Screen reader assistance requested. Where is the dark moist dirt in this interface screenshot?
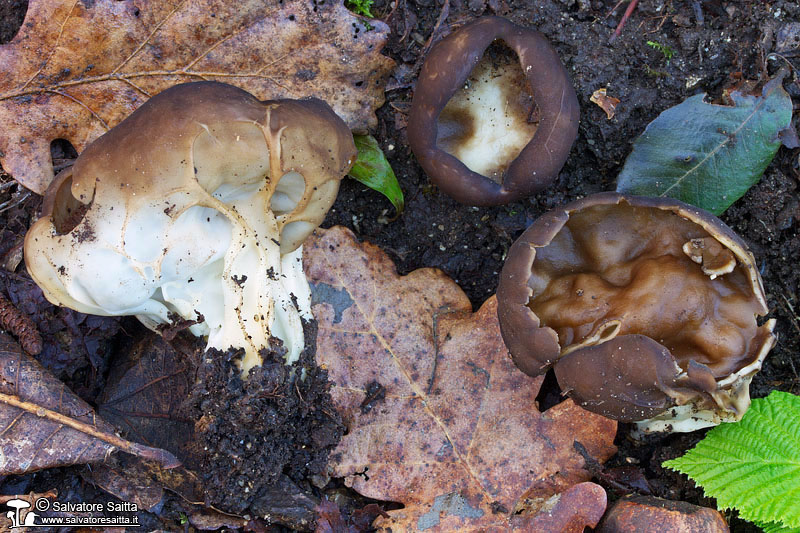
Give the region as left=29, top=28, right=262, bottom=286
left=1, top=0, right=799, bottom=532
left=182, top=323, right=344, bottom=516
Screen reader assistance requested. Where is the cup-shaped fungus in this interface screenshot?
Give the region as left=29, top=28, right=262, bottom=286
left=496, top=193, right=776, bottom=433
left=24, top=82, right=355, bottom=371
left=407, top=16, right=579, bottom=206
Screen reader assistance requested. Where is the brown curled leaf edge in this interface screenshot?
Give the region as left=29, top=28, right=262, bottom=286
left=496, top=192, right=776, bottom=433
left=407, top=16, right=579, bottom=206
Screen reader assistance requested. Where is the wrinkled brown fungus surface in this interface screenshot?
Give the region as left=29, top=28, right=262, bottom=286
left=497, top=192, right=776, bottom=432
left=407, top=16, right=579, bottom=206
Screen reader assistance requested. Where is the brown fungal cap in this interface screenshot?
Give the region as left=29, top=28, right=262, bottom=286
left=407, top=16, right=579, bottom=206
left=497, top=192, right=776, bottom=432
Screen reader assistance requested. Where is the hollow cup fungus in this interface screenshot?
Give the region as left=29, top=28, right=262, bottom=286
left=496, top=193, right=776, bottom=433
left=24, top=82, right=356, bottom=371
left=407, top=16, right=579, bottom=206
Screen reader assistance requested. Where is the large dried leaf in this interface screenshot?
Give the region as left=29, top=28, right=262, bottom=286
left=0, top=334, right=178, bottom=474
left=0, top=0, right=393, bottom=194
left=304, top=227, right=618, bottom=532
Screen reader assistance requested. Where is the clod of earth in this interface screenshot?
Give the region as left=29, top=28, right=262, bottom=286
left=496, top=192, right=776, bottom=433
left=407, top=16, right=579, bottom=206
left=24, top=81, right=355, bottom=371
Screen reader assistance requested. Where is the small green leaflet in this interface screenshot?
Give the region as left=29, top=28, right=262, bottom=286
left=663, top=391, right=800, bottom=529
left=345, top=0, right=375, bottom=17
left=349, top=134, right=404, bottom=214
left=616, top=74, right=794, bottom=215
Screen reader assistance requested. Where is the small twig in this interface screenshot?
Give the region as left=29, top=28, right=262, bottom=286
left=0, top=190, right=31, bottom=215
left=0, top=391, right=181, bottom=469
left=574, top=440, right=652, bottom=495
left=426, top=306, right=465, bottom=394
left=690, top=0, right=704, bottom=25
left=605, top=0, right=626, bottom=19
left=0, top=292, right=42, bottom=355
left=420, top=0, right=450, bottom=58
left=0, top=490, right=58, bottom=504
left=610, top=0, right=640, bottom=43
left=52, top=157, right=76, bottom=173
left=768, top=52, right=799, bottom=73
left=788, top=358, right=799, bottom=394
left=778, top=294, right=800, bottom=336
left=640, top=14, right=669, bottom=34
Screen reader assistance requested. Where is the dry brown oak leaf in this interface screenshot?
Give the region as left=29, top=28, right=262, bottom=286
left=0, top=333, right=179, bottom=475
left=304, top=227, right=618, bottom=532
left=0, top=0, right=393, bottom=194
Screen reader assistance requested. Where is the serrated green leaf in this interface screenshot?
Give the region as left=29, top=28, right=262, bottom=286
left=663, top=391, right=800, bottom=528
left=757, top=520, right=800, bottom=533
left=616, top=74, right=794, bottom=215
left=349, top=134, right=404, bottom=214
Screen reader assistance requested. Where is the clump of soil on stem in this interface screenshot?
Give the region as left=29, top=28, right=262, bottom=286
left=182, top=321, right=344, bottom=514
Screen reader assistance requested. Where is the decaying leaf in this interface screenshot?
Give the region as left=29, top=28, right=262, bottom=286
left=0, top=334, right=179, bottom=474
left=304, top=227, right=618, bottom=532
left=0, top=0, right=394, bottom=194
left=89, top=334, right=197, bottom=512
left=86, top=462, right=166, bottom=512
left=590, top=88, right=620, bottom=120
left=98, top=334, right=195, bottom=456
left=0, top=489, right=58, bottom=505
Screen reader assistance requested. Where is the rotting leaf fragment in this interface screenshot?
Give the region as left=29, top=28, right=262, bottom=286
left=0, top=0, right=393, bottom=194
left=305, top=226, right=617, bottom=531
left=590, top=88, right=620, bottom=120
left=0, top=334, right=179, bottom=474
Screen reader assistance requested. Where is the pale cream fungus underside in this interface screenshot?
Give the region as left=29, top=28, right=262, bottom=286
left=527, top=204, right=763, bottom=378
left=436, top=46, right=537, bottom=183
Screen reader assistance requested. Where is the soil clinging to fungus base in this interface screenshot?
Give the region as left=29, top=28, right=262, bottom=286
left=24, top=81, right=356, bottom=371
left=496, top=192, right=776, bottom=433
left=407, top=16, right=579, bottom=206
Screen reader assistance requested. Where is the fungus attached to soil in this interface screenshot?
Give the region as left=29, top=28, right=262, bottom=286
left=407, top=16, right=579, bottom=206
left=24, top=81, right=356, bottom=371
left=496, top=192, right=776, bottom=433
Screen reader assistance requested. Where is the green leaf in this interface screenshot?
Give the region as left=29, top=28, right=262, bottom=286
left=349, top=134, right=404, bottom=214
left=346, top=0, right=375, bottom=17
left=756, top=520, right=800, bottom=533
left=616, top=74, right=794, bottom=215
left=663, top=391, right=800, bottom=528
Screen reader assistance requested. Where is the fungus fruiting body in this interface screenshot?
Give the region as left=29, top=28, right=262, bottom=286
left=407, top=16, right=579, bottom=206
left=496, top=192, right=776, bottom=432
left=24, top=82, right=355, bottom=371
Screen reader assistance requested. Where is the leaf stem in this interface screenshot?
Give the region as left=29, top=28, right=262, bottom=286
left=0, top=391, right=181, bottom=469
